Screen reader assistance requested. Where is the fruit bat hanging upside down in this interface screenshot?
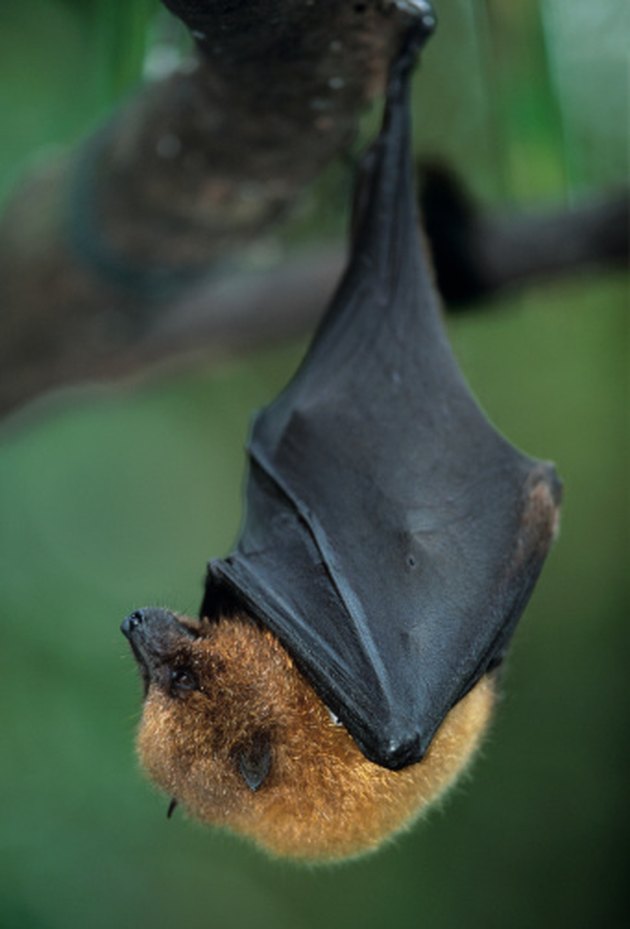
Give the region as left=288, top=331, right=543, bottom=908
left=122, top=7, right=561, bottom=862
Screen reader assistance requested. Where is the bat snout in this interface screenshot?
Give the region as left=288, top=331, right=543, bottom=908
left=121, top=607, right=197, bottom=685
left=122, top=607, right=178, bottom=642
left=120, top=609, right=146, bottom=639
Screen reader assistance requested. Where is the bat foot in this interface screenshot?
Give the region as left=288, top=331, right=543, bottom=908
left=392, top=1, right=437, bottom=35
left=389, top=1, right=437, bottom=77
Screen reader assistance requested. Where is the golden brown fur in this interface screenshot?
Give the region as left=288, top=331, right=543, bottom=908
left=136, top=614, right=494, bottom=861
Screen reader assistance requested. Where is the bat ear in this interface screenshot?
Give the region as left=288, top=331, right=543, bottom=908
left=233, top=731, right=272, bottom=792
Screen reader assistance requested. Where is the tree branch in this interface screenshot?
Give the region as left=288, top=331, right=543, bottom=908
left=0, top=0, right=408, bottom=418
left=420, top=164, right=629, bottom=306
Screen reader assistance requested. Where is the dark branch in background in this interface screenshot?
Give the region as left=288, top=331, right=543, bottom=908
left=0, top=0, right=627, bottom=423
left=420, top=165, right=629, bottom=307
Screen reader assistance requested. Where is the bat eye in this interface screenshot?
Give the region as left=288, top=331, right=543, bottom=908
left=169, top=667, right=198, bottom=695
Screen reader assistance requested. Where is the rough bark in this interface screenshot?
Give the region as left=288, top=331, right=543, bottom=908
left=0, top=0, right=407, bottom=418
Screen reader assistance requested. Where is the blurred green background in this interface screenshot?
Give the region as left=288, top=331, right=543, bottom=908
left=1, top=1, right=627, bottom=927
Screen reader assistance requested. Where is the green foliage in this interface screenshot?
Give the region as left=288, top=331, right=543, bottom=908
left=0, top=2, right=626, bottom=928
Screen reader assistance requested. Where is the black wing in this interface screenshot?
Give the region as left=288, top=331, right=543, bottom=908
left=204, top=18, right=561, bottom=770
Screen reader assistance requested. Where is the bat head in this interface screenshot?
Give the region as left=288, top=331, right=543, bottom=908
left=122, top=608, right=495, bottom=861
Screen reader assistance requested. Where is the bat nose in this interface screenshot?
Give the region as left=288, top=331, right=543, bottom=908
left=120, top=607, right=195, bottom=642
left=121, top=607, right=177, bottom=639
left=121, top=609, right=146, bottom=639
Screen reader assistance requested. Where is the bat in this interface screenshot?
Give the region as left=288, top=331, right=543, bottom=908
left=122, top=6, right=561, bottom=861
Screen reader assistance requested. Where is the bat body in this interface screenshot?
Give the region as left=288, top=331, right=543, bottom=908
left=122, top=9, right=560, bottom=860
left=203, top=16, right=560, bottom=769
left=129, top=608, right=494, bottom=860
